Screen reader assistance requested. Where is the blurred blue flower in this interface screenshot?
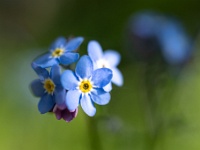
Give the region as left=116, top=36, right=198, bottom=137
left=157, top=21, right=192, bottom=65
left=127, top=11, right=192, bottom=65
left=30, top=63, right=66, bottom=114
left=53, top=104, right=78, bottom=122
left=87, top=41, right=123, bottom=91
left=33, top=36, right=84, bottom=68
left=61, top=55, right=113, bottom=117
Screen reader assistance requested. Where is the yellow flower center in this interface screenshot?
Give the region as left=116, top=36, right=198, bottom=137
left=43, top=79, right=55, bottom=94
left=51, top=48, right=64, bottom=57
left=79, top=80, right=93, bottom=93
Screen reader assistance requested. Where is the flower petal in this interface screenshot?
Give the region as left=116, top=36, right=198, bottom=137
left=49, top=37, right=67, bottom=50
left=88, top=40, right=103, bottom=62
left=62, top=108, right=78, bottom=122
left=104, top=50, right=121, bottom=67
left=50, top=64, right=61, bottom=85
left=53, top=106, right=62, bottom=120
left=33, top=53, right=58, bottom=68
left=30, top=79, right=44, bottom=97
left=75, top=55, right=93, bottom=79
left=91, top=89, right=111, bottom=105
left=31, top=63, right=49, bottom=80
left=111, top=67, right=123, bottom=86
left=66, top=90, right=81, bottom=111
left=60, top=52, right=79, bottom=65
left=91, top=68, right=113, bottom=88
left=54, top=86, right=66, bottom=106
left=80, top=94, right=96, bottom=117
left=61, top=70, right=79, bottom=90
left=65, top=37, right=84, bottom=52
left=38, top=94, right=55, bottom=114
left=103, top=82, right=112, bottom=92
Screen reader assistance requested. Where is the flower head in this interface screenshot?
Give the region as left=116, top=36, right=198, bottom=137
left=127, top=11, right=192, bottom=65
left=61, top=55, right=113, bottom=117
left=30, top=63, right=66, bottom=114
left=87, top=41, right=123, bottom=91
left=33, top=36, right=84, bottom=68
left=53, top=104, right=78, bottom=122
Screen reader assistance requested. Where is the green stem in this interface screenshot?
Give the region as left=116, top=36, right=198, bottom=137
left=87, top=116, right=102, bottom=150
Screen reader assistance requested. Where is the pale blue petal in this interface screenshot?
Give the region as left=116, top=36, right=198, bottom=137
left=104, top=50, right=121, bottom=67
left=75, top=55, right=93, bottom=79
left=66, top=90, right=81, bottom=111
left=54, top=86, right=66, bottom=106
left=91, top=68, right=113, bottom=88
left=61, top=70, right=79, bottom=90
left=80, top=94, right=96, bottom=117
left=88, top=40, right=103, bottom=62
left=30, top=79, right=44, bottom=97
left=103, top=83, right=112, bottom=92
left=91, top=89, right=111, bottom=105
left=50, top=65, right=61, bottom=85
left=60, top=52, right=79, bottom=65
left=65, top=37, right=84, bottom=52
left=111, top=67, right=123, bottom=86
left=33, top=53, right=58, bottom=68
left=31, top=62, right=49, bottom=81
left=50, top=37, right=67, bottom=50
left=38, top=94, right=55, bottom=114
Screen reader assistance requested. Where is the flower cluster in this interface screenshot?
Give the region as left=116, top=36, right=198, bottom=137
left=30, top=36, right=123, bottom=122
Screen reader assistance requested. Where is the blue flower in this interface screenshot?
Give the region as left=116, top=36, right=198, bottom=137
left=30, top=63, right=66, bottom=114
left=61, top=55, right=113, bottom=117
left=87, top=41, right=123, bottom=91
left=33, top=36, right=84, bottom=68
left=127, top=11, right=192, bottom=65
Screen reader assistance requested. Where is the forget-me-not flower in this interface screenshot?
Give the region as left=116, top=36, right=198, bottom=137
left=87, top=41, right=123, bottom=91
left=61, top=55, right=113, bottom=117
left=33, top=36, right=84, bottom=68
left=30, top=63, right=66, bottom=114
left=128, top=11, right=192, bottom=65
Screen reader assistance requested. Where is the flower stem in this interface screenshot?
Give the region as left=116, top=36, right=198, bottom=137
left=86, top=116, right=102, bottom=150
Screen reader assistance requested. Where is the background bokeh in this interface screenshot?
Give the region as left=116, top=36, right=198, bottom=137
left=1, top=0, right=200, bottom=150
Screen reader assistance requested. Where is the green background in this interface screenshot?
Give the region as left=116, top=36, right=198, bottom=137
left=0, top=0, right=200, bottom=150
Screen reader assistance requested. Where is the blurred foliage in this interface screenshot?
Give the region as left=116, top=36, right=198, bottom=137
left=0, top=0, right=200, bottom=150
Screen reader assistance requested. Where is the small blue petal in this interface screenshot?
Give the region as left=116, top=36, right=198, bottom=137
left=66, top=90, right=81, bottom=111
left=38, top=94, right=55, bottom=114
left=60, top=53, right=79, bottom=65
left=33, top=53, right=58, bottom=68
left=54, top=86, right=66, bottom=106
left=91, top=68, right=113, bottom=88
left=50, top=65, right=61, bottom=85
left=75, top=55, right=93, bottom=79
left=80, top=94, right=96, bottom=117
left=30, top=79, right=44, bottom=97
left=104, top=50, right=121, bottom=67
left=31, top=62, right=49, bottom=81
left=88, top=41, right=103, bottom=62
left=111, top=67, right=123, bottom=86
left=50, top=37, right=67, bottom=50
left=65, top=37, right=84, bottom=52
left=91, top=89, right=111, bottom=105
left=61, top=70, right=79, bottom=90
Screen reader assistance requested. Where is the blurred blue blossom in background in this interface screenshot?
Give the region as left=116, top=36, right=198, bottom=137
left=127, top=11, right=193, bottom=67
